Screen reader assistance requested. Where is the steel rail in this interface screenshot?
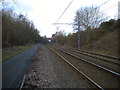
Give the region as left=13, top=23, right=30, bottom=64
left=60, top=47, right=119, bottom=60
left=52, top=46, right=120, bottom=77
left=20, top=74, right=26, bottom=89
left=79, top=50, right=120, bottom=60
left=48, top=47, right=104, bottom=90
left=71, top=50, right=120, bottom=66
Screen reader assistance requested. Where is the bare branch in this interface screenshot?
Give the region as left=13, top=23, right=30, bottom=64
left=73, top=6, right=108, bottom=31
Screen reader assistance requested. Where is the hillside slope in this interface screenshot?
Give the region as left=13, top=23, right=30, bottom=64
left=81, top=31, right=118, bottom=57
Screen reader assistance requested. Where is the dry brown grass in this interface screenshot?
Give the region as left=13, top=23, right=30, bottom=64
left=81, top=31, right=118, bottom=56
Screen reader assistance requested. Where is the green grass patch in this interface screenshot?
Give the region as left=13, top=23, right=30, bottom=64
left=2, top=45, right=34, bottom=62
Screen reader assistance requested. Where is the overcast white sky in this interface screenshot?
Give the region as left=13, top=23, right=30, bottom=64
left=9, top=0, right=119, bottom=37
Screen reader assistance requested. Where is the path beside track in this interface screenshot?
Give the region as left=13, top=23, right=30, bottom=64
left=2, top=44, right=40, bottom=88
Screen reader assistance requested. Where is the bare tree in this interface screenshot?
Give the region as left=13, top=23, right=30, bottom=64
left=73, top=6, right=108, bottom=45
left=73, top=6, right=108, bottom=31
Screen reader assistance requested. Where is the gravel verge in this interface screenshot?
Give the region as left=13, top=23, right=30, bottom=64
left=22, top=45, right=94, bottom=89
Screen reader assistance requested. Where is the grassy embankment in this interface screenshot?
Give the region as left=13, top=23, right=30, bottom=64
left=2, top=45, right=34, bottom=62
left=81, top=30, right=118, bottom=57
left=59, top=29, right=118, bottom=57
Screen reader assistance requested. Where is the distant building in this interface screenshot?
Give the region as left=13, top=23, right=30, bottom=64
left=118, top=1, right=120, bottom=19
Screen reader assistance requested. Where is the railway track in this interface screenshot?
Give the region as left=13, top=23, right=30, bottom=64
left=54, top=46, right=120, bottom=76
left=48, top=46, right=120, bottom=89
left=61, top=47, right=119, bottom=64
left=75, top=49, right=119, bottom=63
left=60, top=47, right=120, bottom=74
left=79, top=50, right=119, bottom=60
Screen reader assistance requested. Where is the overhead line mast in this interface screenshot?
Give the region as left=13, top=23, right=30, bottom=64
left=53, top=0, right=111, bottom=49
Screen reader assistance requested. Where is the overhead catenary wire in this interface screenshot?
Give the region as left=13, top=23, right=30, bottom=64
left=76, top=0, right=111, bottom=49
left=53, top=23, right=73, bottom=25
left=54, top=0, right=111, bottom=26
left=54, top=0, right=74, bottom=24
left=76, top=0, right=111, bottom=23
left=96, top=0, right=111, bottom=9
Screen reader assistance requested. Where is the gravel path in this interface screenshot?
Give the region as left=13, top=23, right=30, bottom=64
left=23, top=45, right=93, bottom=88
left=2, top=44, right=40, bottom=88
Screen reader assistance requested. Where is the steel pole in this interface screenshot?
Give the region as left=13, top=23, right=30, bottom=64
left=78, top=25, right=80, bottom=49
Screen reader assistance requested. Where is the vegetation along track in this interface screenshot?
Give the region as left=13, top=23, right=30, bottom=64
left=60, top=47, right=120, bottom=74
left=48, top=46, right=120, bottom=88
